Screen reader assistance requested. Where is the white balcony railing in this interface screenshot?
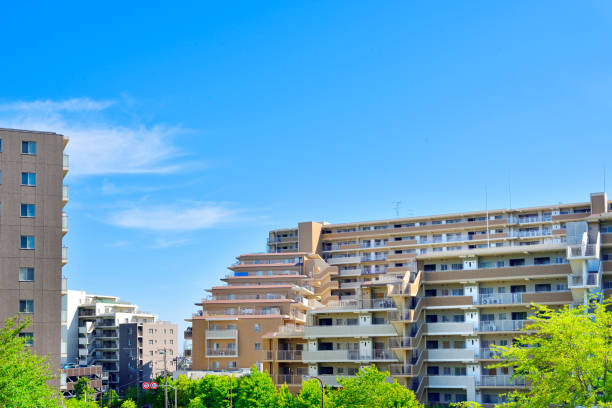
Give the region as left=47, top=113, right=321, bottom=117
left=477, top=375, right=526, bottom=387
left=477, top=319, right=527, bottom=332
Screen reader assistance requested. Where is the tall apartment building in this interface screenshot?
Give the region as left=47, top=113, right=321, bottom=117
left=188, top=192, right=612, bottom=406
left=0, top=128, right=69, bottom=384
left=66, top=291, right=177, bottom=392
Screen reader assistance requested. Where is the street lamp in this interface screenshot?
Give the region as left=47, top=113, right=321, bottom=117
left=304, top=376, right=324, bottom=408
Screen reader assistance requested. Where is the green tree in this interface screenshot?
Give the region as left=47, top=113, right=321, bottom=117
left=120, top=400, right=136, bottom=408
left=0, top=317, right=59, bottom=408
left=65, top=398, right=99, bottom=408
left=490, top=297, right=612, bottom=407
left=329, top=365, right=422, bottom=408
left=234, top=366, right=277, bottom=408
left=100, top=388, right=120, bottom=407
left=274, top=384, right=296, bottom=408
left=295, top=379, right=326, bottom=408
left=187, top=396, right=206, bottom=408
left=74, top=377, right=95, bottom=401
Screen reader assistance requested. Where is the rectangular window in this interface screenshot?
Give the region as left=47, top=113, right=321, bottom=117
left=19, top=267, right=34, bottom=281
left=535, top=284, right=551, bottom=292
left=254, top=343, right=261, bottom=351
left=148, top=340, right=153, bottom=345
left=19, top=332, right=33, bottom=347
left=20, top=204, right=35, bottom=218
left=21, top=172, right=36, bottom=186
left=149, top=329, right=154, bottom=334
left=22, top=141, right=37, bottom=155
left=20, top=236, right=35, bottom=249
left=19, top=300, right=34, bottom=313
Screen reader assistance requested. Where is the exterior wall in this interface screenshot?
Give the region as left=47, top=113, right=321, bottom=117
left=298, top=222, right=323, bottom=253
left=0, top=129, right=66, bottom=384
left=142, top=322, right=178, bottom=380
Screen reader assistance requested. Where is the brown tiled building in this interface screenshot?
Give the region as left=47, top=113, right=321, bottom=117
left=0, top=128, right=69, bottom=385
left=187, top=192, right=612, bottom=406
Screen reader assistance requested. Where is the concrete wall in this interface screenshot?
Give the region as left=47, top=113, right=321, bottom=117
left=0, top=129, right=65, bottom=382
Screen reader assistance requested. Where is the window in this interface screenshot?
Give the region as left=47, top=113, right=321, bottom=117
left=254, top=323, right=261, bottom=333
left=21, top=172, right=36, bottom=186
left=213, top=361, right=220, bottom=369
left=169, top=329, right=173, bottom=334
left=149, top=329, right=154, bottom=334
left=254, top=343, right=261, bottom=351
left=20, top=204, right=35, bottom=218
left=19, top=300, right=34, bottom=313
left=20, top=236, right=35, bottom=250
left=535, top=284, right=551, bottom=292
left=148, top=340, right=154, bottom=345
left=424, top=264, right=436, bottom=272
left=19, top=267, right=34, bottom=281
left=149, top=350, right=154, bottom=356
left=228, top=361, right=237, bottom=369
left=22, top=141, right=37, bottom=155
left=19, top=332, right=33, bottom=347
left=534, top=257, right=551, bottom=265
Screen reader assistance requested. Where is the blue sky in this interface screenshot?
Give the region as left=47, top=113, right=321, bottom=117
left=1, top=1, right=612, bottom=340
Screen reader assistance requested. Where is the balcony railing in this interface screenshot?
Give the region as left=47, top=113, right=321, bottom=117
left=476, top=375, right=526, bottom=387
left=205, top=348, right=238, bottom=357
left=276, top=375, right=304, bottom=385
left=62, top=185, right=69, bottom=202
left=63, top=154, right=69, bottom=173
left=477, top=319, right=527, bottom=332
left=205, top=294, right=287, bottom=301
left=475, top=348, right=502, bottom=359
left=360, top=255, right=387, bottom=262
left=62, top=247, right=68, bottom=264
left=317, top=298, right=396, bottom=311
left=266, top=350, right=303, bottom=360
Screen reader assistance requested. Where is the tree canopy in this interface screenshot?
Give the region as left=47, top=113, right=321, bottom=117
left=0, top=317, right=59, bottom=408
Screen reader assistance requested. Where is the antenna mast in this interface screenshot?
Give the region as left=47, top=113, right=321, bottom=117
left=393, top=201, right=401, bottom=217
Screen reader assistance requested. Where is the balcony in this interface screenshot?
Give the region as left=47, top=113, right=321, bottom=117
left=475, top=348, right=502, bottom=360
left=276, top=375, right=304, bottom=385
left=338, top=281, right=361, bottom=290
left=318, top=375, right=357, bottom=387
left=424, top=263, right=571, bottom=284
left=314, top=298, right=396, bottom=312
left=62, top=247, right=68, bottom=265
left=361, top=255, right=386, bottom=262
left=205, top=329, right=238, bottom=339
left=265, top=350, right=303, bottom=361
left=326, top=256, right=362, bottom=265
left=475, top=291, right=572, bottom=306
left=62, top=185, right=69, bottom=204
left=426, top=322, right=474, bottom=335
left=476, top=319, right=528, bottom=332
left=184, top=327, right=192, bottom=339
left=427, top=348, right=475, bottom=361
left=63, top=154, right=69, bottom=175
left=338, top=269, right=362, bottom=277
left=303, top=350, right=353, bottom=362
left=428, top=375, right=476, bottom=388
left=61, top=276, right=67, bottom=294
left=62, top=213, right=68, bottom=235
left=206, top=348, right=238, bottom=357
left=305, top=323, right=398, bottom=338
left=476, top=375, right=526, bottom=387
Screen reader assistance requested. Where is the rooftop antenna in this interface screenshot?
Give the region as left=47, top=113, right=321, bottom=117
left=393, top=201, right=401, bottom=217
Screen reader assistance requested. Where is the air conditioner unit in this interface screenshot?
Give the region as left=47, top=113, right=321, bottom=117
left=481, top=299, right=488, bottom=305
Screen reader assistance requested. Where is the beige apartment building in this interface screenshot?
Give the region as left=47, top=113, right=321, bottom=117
left=188, top=192, right=612, bottom=406
left=0, top=128, right=69, bottom=384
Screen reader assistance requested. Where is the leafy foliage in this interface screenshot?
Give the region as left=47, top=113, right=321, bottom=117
left=490, top=297, right=612, bottom=407
left=74, top=377, right=95, bottom=401
left=0, top=317, right=59, bottom=408
left=329, top=365, right=422, bottom=408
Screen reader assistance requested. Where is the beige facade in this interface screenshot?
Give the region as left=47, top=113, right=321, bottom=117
left=188, top=191, right=612, bottom=405
left=0, top=128, right=68, bottom=385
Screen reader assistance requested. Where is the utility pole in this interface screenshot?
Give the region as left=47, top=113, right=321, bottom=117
left=162, top=348, right=168, bottom=408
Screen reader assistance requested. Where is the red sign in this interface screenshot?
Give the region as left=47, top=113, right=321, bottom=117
left=142, top=382, right=150, bottom=390
left=150, top=382, right=158, bottom=389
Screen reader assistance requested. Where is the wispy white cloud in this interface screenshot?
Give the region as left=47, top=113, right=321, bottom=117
left=108, top=203, right=240, bottom=231
left=0, top=97, right=187, bottom=176
left=0, top=97, right=114, bottom=112
left=153, top=237, right=192, bottom=248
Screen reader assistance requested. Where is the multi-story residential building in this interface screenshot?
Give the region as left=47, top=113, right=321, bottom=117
left=188, top=192, right=612, bottom=406
left=119, top=321, right=178, bottom=390
left=0, top=128, right=69, bottom=386
left=66, top=291, right=177, bottom=393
